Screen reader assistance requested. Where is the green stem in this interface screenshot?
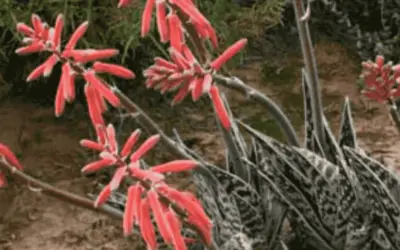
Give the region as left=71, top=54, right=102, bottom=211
left=213, top=74, right=300, bottom=147
left=292, top=0, right=326, bottom=151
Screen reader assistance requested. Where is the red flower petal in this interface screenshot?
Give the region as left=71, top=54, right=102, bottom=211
left=93, top=62, right=135, bottom=79
left=73, top=49, right=119, bottom=64
left=151, top=160, right=199, bottom=173
left=31, top=14, right=43, bottom=34
left=156, top=0, right=169, bottom=43
left=130, top=134, right=160, bottom=162
left=60, top=63, right=74, bottom=102
left=80, top=139, right=104, bottom=151
left=132, top=184, right=143, bottom=225
left=81, top=158, right=115, bottom=173
left=54, top=79, right=66, bottom=117
left=129, top=164, right=165, bottom=183
left=83, top=70, right=120, bottom=107
left=148, top=190, right=173, bottom=244
left=154, top=57, right=179, bottom=71
left=120, top=129, right=142, bottom=158
left=209, top=86, right=231, bottom=130
left=139, top=198, right=158, bottom=249
left=106, top=124, right=118, bottom=153
left=167, top=13, right=184, bottom=52
left=141, top=0, right=156, bottom=37
left=169, top=48, right=190, bottom=70
left=43, top=54, right=59, bottom=77
left=94, top=184, right=111, bottom=207
left=191, top=77, right=204, bottom=101
left=165, top=208, right=187, bottom=250
left=15, top=42, right=45, bottom=55
left=26, top=64, right=46, bottom=82
left=210, top=38, right=247, bottom=71
left=172, top=81, right=191, bottom=105
left=110, top=166, right=127, bottom=190
left=123, top=184, right=140, bottom=236
left=16, top=23, right=34, bottom=36
left=52, top=14, right=64, bottom=49
left=84, top=84, right=106, bottom=127
left=169, top=0, right=209, bottom=29
left=65, top=21, right=89, bottom=50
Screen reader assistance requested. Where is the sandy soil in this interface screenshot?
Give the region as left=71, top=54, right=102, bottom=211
left=1, top=40, right=399, bottom=250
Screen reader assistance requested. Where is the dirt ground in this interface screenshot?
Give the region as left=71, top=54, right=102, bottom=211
left=1, top=40, right=400, bottom=250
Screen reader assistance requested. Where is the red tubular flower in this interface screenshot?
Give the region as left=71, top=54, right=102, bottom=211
left=16, top=14, right=132, bottom=119
left=54, top=79, right=66, bottom=117
left=167, top=12, right=184, bottom=52
left=139, top=198, right=158, bottom=249
left=141, top=0, right=156, bottom=37
left=15, top=43, right=45, bottom=55
left=151, top=160, right=199, bottom=173
left=123, top=184, right=142, bottom=235
left=94, top=184, right=112, bottom=207
left=84, top=84, right=106, bottom=127
left=156, top=183, right=213, bottom=245
left=65, top=21, right=89, bottom=50
left=144, top=44, right=233, bottom=129
left=120, top=129, right=142, bottom=158
left=210, top=38, right=248, bottom=71
left=148, top=190, right=174, bottom=244
left=156, top=0, right=169, bottom=43
left=166, top=208, right=187, bottom=250
left=52, top=14, right=64, bottom=50
left=93, top=62, right=135, bottom=79
left=360, top=55, right=400, bottom=103
left=83, top=70, right=120, bottom=107
left=129, top=163, right=165, bottom=183
left=129, top=134, right=160, bottom=162
left=81, top=158, right=115, bottom=173
left=110, top=166, right=127, bottom=190
left=209, top=85, right=231, bottom=129
left=80, top=139, right=104, bottom=151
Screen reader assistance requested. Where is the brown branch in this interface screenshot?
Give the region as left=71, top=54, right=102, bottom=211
left=0, top=161, right=123, bottom=219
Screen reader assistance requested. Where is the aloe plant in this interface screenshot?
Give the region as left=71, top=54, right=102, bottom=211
left=89, top=1, right=400, bottom=249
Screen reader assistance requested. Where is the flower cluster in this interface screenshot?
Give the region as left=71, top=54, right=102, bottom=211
left=15, top=14, right=135, bottom=118
left=0, top=144, right=23, bottom=187
left=360, top=55, right=400, bottom=103
left=80, top=124, right=212, bottom=249
left=11, top=0, right=250, bottom=248
left=125, top=0, right=218, bottom=52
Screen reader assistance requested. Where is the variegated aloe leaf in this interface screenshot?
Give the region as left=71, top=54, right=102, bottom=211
left=343, top=146, right=400, bottom=190
left=302, top=68, right=342, bottom=165
left=338, top=97, right=357, bottom=149
left=192, top=172, right=243, bottom=245
left=240, top=122, right=336, bottom=250
left=247, top=138, right=288, bottom=249
left=311, top=131, right=326, bottom=158
left=343, top=147, right=400, bottom=248
left=172, top=139, right=266, bottom=246
left=220, top=233, right=253, bottom=250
